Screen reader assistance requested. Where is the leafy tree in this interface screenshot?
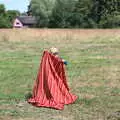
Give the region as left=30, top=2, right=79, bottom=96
left=7, top=10, right=20, bottom=23
left=0, top=4, right=20, bottom=28
left=0, top=4, right=5, bottom=14
left=0, top=4, right=11, bottom=28
left=69, top=0, right=96, bottom=28
left=49, top=0, right=76, bottom=28
left=91, top=0, right=120, bottom=28
left=29, top=0, right=56, bottom=27
left=49, top=0, right=97, bottom=28
left=99, top=11, right=120, bottom=28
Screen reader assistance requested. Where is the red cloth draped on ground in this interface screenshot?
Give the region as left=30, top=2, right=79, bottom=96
left=28, top=51, right=77, bottom=110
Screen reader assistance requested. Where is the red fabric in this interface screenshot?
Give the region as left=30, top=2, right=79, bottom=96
left=28, top=51, right=77, bottom=110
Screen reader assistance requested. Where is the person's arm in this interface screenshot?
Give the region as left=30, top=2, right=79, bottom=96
left=62, top=59, right=68, bottom=65
left=55, top=55, right=68, bottom=65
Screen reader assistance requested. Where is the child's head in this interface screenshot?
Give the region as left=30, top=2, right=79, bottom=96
left=50, top=47, right=59, bottom=55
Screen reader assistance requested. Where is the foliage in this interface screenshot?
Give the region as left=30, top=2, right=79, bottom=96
left=0, top=4, right=11, bottom=28
left=0, top=4, right=20, bottom=28
left=29, top=0, right=56, bottom=27
left=69, top=0, right=97, bottom=28
left=90, top=0, right=120, bottom=28
left=7, top=10, right=20, bottom=23
left=29, top=0, right=120, bottom=28
left=49, top=0, right=76, bottom=28
left=99, top=11, right=120, bottom=28
left=0, top=4, right=5, bottom=14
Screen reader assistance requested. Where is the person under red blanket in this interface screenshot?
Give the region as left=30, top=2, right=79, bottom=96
left=28, top=48, right=77, bottom=110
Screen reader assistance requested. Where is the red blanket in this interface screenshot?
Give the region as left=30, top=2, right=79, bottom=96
left=28, top=51, right=77, bottom=110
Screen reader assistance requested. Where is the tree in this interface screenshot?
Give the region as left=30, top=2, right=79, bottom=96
left=0, top=4, right=20, bottom=28
left=0, top=4, right=11, bottom=28
left=0, top=4, right=5, bottom=14
left=7, top=10, right=20, bottom=23
left=49, top=0, right=77, bottom=28
left=99, top=11, right=120, bottom=28
left=90, top=0, right=120, bottom=28
left=69, top=0, right=96, bottom=28
left=100, top=0, right=120, bottom=28
left=49, top=0, right=96, bottom=28
left=29, top=0, right=56, bottom=27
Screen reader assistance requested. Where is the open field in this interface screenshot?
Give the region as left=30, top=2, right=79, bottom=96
left=0, top=29, right=120, bottom=120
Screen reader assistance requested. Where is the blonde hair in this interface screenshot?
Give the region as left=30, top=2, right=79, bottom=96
left=50, top=47, right=59, bottom=54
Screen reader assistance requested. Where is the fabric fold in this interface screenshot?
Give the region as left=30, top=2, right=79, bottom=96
left=28, top=51, right=77, bottom=110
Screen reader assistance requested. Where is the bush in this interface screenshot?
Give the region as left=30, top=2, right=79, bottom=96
left=99, top=12, right=120, bottom=28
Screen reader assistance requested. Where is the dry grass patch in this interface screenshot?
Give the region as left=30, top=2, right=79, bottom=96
left=0, top=29, right=120, bottom=42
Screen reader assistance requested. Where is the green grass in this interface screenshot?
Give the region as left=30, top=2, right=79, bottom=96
left=0, top=31, right=120, bottom=120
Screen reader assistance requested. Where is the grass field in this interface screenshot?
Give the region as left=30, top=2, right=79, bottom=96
left=0, top=29, right=120, bottom=120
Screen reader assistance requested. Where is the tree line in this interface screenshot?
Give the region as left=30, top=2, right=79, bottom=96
left=0, top=0, right=120, bottom=28
left=28, top=0, right=120, bottom=28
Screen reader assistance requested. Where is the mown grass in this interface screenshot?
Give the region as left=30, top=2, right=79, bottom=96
left=0, top=29, right=120, bottom=120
